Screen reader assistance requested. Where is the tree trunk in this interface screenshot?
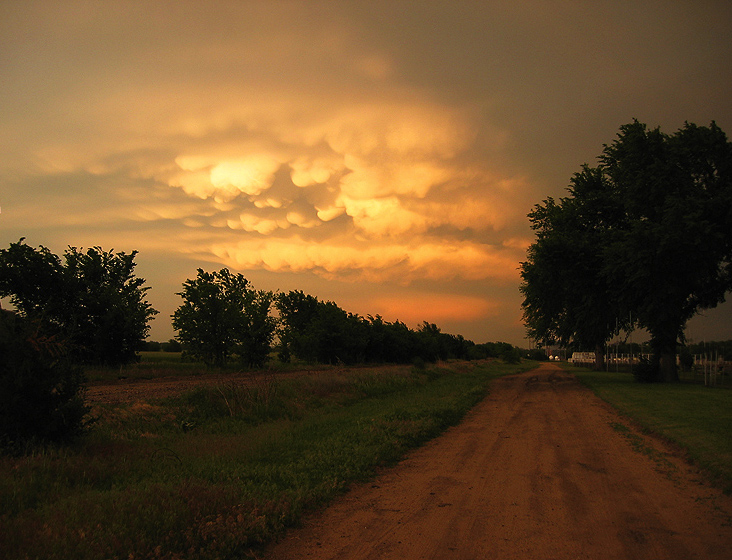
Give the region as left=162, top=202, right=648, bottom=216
left=658, top=350, right=679, bottom=382
left=593, top=343, right=605, bottom=371
left=652, top=333, right=679, bottom=382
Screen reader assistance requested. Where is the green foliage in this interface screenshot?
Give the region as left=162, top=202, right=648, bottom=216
left=275, top=291, right=368, bottom=364
left=601, top=121, right=732, bottom=380
left=478, top=341, right=517, bottom=359
left=521, top=121, right=732, bottom=380
left=500, top=346, right=522, bottom=364
left=142, top=339, right=162, bottom=351
left=172, top=268, right=276, bottom=368
left=0, top=239, right=157, bottom=366
left=520, top=166, right=626, bottom=365
left=0, top=311, right=90, bottom=449
left=524, top=348, right=549, bottom=361
left=162, top=338, right=182, bottom=352
left=687, top=339, right=732, bottom=361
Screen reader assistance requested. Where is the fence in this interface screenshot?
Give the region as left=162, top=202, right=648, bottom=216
left=693, top=354, right=731, bottom=387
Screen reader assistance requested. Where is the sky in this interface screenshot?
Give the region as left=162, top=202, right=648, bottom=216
left=1, top=0, right=732, bottom=347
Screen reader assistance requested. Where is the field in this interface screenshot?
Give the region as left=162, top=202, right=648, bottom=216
left=0, top=357, right=533, bottom=560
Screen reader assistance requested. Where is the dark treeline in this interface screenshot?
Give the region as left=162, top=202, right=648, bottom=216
left=1, top=242, right=519, bottom=447
left=1, top=239, right=519, bottom=371
left=149, top=289, right=519, bottom=366
left=605, top=340, right=732, bottom=362
left=272, top=289, right=509, bottom=365
left=686, top=340, right=732, bottom=361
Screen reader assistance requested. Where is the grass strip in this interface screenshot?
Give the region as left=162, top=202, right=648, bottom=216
left=0, top=360, right=532, bottom=560
left=572, top=367, right=732, bottom=494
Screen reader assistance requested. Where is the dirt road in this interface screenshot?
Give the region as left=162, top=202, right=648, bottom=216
left=262, top=363, right=732, bottom=560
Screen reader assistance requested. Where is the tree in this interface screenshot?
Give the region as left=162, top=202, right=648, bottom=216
left=172, top=268, right=275, bottom=368
left=62, top=245, right=158, bottom=365
left=521, top=121, right=732, bottom=381
left=238, top=288, right=277, bottom=368
left=0, top=239, right=157, bottom=366
left=520, top=166, right=626, bottom=369
left=275, top=290, right=321, bottom=363
left=600, top=121, right=732, bottom=381
left=275, top=291, right=368, bottom=364
left=306, top=302, right=368, bottom=364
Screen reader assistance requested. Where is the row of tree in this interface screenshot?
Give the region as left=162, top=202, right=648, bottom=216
left=1, top=240, right=513, bottom=371
left=1, top=241, right=519, bottom=448
left=686, top=340, right=732, bottom=361
left=520, top=121, right=732, bottom=381
left=171, top=268, right=510, bottom=368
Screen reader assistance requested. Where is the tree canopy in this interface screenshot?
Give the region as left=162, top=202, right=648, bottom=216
left=172, top=268, right=276, bottom=367
left=520, top=121, right=732, bottom=380
left=520, top=165, right=627, bottom=369
left=275, top=290, right=478, bottom=366
left=0, top=239, right=157, bottom=366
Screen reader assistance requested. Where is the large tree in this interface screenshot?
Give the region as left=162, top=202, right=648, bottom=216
left=521, top=121, right=732, bottom=380
left=172, top=268, right=275, bottom=367
left=275, top=290, right=321, bottom=363
left=0, top=239, right=157, bottom=366
left=520, top=166, right=627, bottom=369
left=600, top=121, right=732, bottom=381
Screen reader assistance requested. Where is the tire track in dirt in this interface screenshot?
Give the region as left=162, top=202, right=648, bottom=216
left=262, top=363, right=732, bottom=560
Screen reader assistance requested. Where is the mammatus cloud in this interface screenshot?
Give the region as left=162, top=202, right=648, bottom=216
left=206, top=237, right=522, bottom=284
left=76, top=91, right=531, bottom=286
left=1, top=1, right=530, bottom=295
left=3, top=1, right=730, bottom=345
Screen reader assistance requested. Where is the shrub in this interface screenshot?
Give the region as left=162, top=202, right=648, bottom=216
left=500, top=347, right=522, bottom=364
left=632, top=357, right=659, bottom=383
left=0, top=311, right=90, bottom=450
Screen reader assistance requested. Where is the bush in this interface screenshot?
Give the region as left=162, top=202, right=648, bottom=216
left=0, top=311, right=90, bottom=450
left=500, top=347, right=522, bottom=364
left=632, top=357, right=659, bottom=383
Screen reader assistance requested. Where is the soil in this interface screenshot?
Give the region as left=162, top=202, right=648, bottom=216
left=259, top=363, right=732, bottom=560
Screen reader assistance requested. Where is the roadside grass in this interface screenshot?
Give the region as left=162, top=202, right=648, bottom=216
left=571, top=366, right=732, bottom=494
left=0, top=359, right=534, bottom=560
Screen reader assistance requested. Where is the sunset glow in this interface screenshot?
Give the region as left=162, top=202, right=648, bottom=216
left=1, top=1, right=731, bottom=344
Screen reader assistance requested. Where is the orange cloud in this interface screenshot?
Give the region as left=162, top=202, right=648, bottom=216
left=367, top=293, right=501, bottom=324
left=207, top=237, right=520, bottom=284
